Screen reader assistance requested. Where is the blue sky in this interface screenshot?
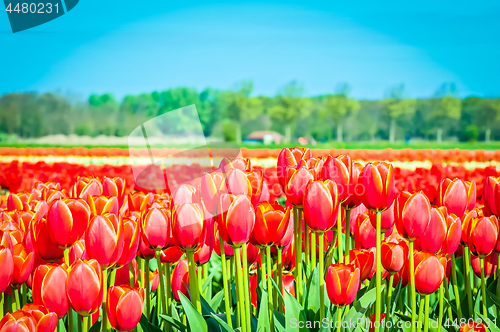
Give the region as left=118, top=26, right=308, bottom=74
left=1, top=1, right=499, bottom=100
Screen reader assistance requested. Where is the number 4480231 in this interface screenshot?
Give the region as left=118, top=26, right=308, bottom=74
left=5, top=2, right=59, bottom=14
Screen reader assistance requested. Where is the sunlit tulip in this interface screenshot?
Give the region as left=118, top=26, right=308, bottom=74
left=303, top=180, right=339, bottom=232
left=380, top=240, right=407, bottom=274
left=171, top=259, right=190, bottom=302
left=115, top=217, right=140, bottom=268
left=368, top=203, right=395, bottom=232
left=218, top=194, right=255, bottom=247
left=107, top=286, right=145, bottom=332
left=0, top=244, right=14, bottom=292
left=414, top=207, right=447, bottom=253
left=246, top=170, right=264, bottom=206
left=160, top=246, right=184, bottom=264
left=441, top=213, right=462, bottom=255
left=360, top=161, right=396, bottom=212
left=277, top=213, right=294, bottom=248
left=137, top=237, right=156, bottom=260
left=471, top=253, right=497, bottom=278
left=31, top=217, right=65, bottom=263
left=483, top=176, right=499, bottom=217
left=0, top=311, right=37, bottom=332
left=326, top=263, right=360, bottom=307
left=172, top=184, right=200, bottom=205
left=464, top=181, right=476, bottom=211
left=127, top=192, right=154, bottom=212
left=32, top=264, right=69, bottom=318
left=284, top=165, right=314, bottom=206
left=66, top=259, right=103, bottom=316
left=89, top=196, right=119, bottom=216
left=437, top=178, right=468, bottom=218
left=277, top=147, right=312, bottom=189
left=85, top=214, right=124, bottom=269
left=321, top=155, right=359, bottom=203
left=252, top=202, right=290, bottom=247
left=200, top=172, right=225, bottom=216
left=468, top=215, right=499, bottom=258
left=350, top=248, right=375, bottom=281
left=22, top=304, right=59, bottom=332
left=11, top=242, right=34, bottom=286
left=140, top=207, right=173, bottom=250
left=395, top=191, right=431, bottom=241
left=172, top=203, right=205, bottom=252
left=460, top=208, right=482, bottom=246
left=72, top=177, right=103, bottom=201
left=47, top=198, right=90, bottom=249
left=412, top=252, right=446, bottom=295
left=102, top=177, right=126, bottom=201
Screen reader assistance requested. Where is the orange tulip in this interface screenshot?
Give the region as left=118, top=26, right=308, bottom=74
left=115, top=217, right=140, bottom=268
left=85, top=214, right=124, bottom=269
left=437, top=178, right=468, bottom=218
left=483, top=176, right=499, bottom=217
left=441, top=213, right=462, bottom=255
left=395, top=191, right=431, bottom=241
left=107, top=286, right=145, bottom=332
left=11, top=243, right=35, bottom=286
left=252, top=202, right=291, bottom=247
left=468, top=215, right=499, bottom=258
left=32, top=264, right=69, bottom=318
left=31, top=217, right=65, bottom=263
left=277, top=147, right=312, bottom=189
left=127, top=192, right=154, bottom=212
left=464, top=180, right=476, bottom=211
left=47, top=198, right=91, bottom=249
left=350, top=248, right=375, bottom=281
left=412, top=251, right=446, bottom=295
left=284, top=165, right=314, bottom=207
left=89, top=196, right=119, bottom=216
left=326, top=263, right=360, bottom=306
left=218, top=194, right=255, bottom=247
left=172, top=203, right=205, bottom=252
left=303, top=180, right=339, bottom=232
left=0, top=308, right=58, bottom=332
left=459, top=322, right=486, bottom=332
left=72, top=177, right=103, bottom=202
left=321, top=155, right=359, bottom=203
left=22, top=304, right=59, bottom=332
left=66, top=259, right=103, bottom=316
left=360, top=161, right=396, bottom=212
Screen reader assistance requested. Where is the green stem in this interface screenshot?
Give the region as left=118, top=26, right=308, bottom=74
left=197, top=267, right=202, bottom=294
left=165, top=262, right=172, bottom=332
left=337, top=205, right=343, bottom=263
left=220, top=238, right=233, bottom=328
left=13, top=286, right=20, bottom=312
left=319, top=233, right=325, bottom=322
left=480, top=258, right=488, bottom=318
left=156, top=252, right=167, bottom=319
left=68, top=308, right=74, bottom=332
left=242, top=244, right=251, bottom=332
left=375, top=211, right=381, bottom=332
left=129, top=262, right=135, bottom=287
left=21, top=284, right=26, bottom=307
left=297, top=207, right=303, bottom=303
left=235, top=248, right=247, bottom=332
left=463, top=247, right=474, bottom=318
left=384, top=274, right=394, bottom=332
left=266, top=246, right=275, bottom=332
left=293, top=207, right=299, bottom=284
left=64, top=248, right=70, bottom=266
left=337, top=306, right=342, bottom=332
left=417, top=297, right=425, bottom=332
left=423, top=295, right=430, bottom=332
left=261, top=250, right=267, bottom=291
left=345, top=209, right=351, bottom=263
left=450, top=254, right=462, bottom=320
left=305, top=222, right=310, bottom=269
left=498, top=255, right=500, bottom=321
left=277, top=247, right=283, bottom=312
left=235, top=254, right=241, bottom=327
left=145, top=258, right=151, bottom=319
left=186, top=250, right=202, bottom=313
left=409, top=241, right=417, bottom=332
left=82, top=316, right=88, bottom=332
left=438, top=283, right=444, bottom=330
left=311, top=232, right=316, bottom=268
left=0, top=292, right=3, bottom=318
left=102, top=269, right=108, bottom=332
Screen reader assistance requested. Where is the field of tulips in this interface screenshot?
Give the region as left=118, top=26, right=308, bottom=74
left=2, top=146, right=500, bottom=332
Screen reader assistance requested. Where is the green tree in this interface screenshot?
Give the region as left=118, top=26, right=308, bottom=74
left=431, top=84, right=461, bottom=143
left=268, top=81, right=311, bottom=143
left=382, top=85, right=416, bottom=143
left=323, top=83, right=360, bottom=142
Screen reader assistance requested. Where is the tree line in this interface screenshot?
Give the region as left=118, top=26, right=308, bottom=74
left=1, top=81, right=499, bottom=143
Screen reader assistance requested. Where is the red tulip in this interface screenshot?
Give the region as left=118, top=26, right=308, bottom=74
left=171, top=259, right=190, bottom=302
left=46, top=199, right=91, bottom=249
left=172, top=184, right=200, bottom=205
left=0, top=231, right=14, bottom=292
left=115, top=217, right=140, bottom=268
left=360, top=161, right=396, bottom=212
left=468, top=215, right=499, bottom=258
left=355, top=213, right=392, bottom=249
left=412, top=252, right=445, bottom=295
left=141, top=207, right=173, bottom=251
left=200, top=172, right=225, bottom=216
left=7, top=193, right=26, bottom=211
left=22, top=304, right=59, bottom=332
left=194, top=225, right=215, bottom=265
left=464, top=181, right=476, bottom=211
left=483, top=176, right=499, bottom=217
left=246, top=242, right=260, bottom=266
left=303, top=180, right=339, bottom=232
left=471, top=253, right=497, bottom=278
left=137, top=237, right=156, bottom=260
left=252, top=202, right=291, bottom=247
left=66, top=259, right=103, bottom=316
left=128, top=192, right=154, bottom=212
left=368, top=203, right=395, bottom=232
left=246, top=170, right=264, bottom=206
left=89, top=196, right=119, bottom=216
left=277, top=212, right=294, bottom=248
left=460, top=208, right=482, bottom=246
left=214, top=229, right=234, bottom=257
left=11, top=243, right=34, bottom=286
left=224, top=169, right=252, bottom=197
left=31, top=217, right=65, bottom=263
left=277, top=147, right=312, bottom=189
left=102, top=177, right=126, bottom=200
left=459, top=322, right=486, bottom=332
left=172, top=203, right=205, bottom=252
left=414, top=207, right=447, bottom=253
left=326, top=263, right=360, bottom=306
left=441, top=213, right=462, bottom=255
left=85, top=214, right=124, bottom=269
left=32, top=264, right=69, bottom=318
left=0, top=311, right=39, bottom=332
left=350, top=248, right=375, bottom=281
left=114, top=260, right=138, bottom=287
left=284, top=165, right=314, bottom=206
left=437, top=178, right=468, bottom=218
left=218, top=194, right=255, bottom=247
left=107, top=286, right=145, bottom=332
left=381, top=240, right=407, bottom=274
left=395, top=191, right=431, bottom=241
left=321, top=155, right=359, bottom=203
left=160, top=246, right=184, bottom=264
left=72, top=177, right=103, bottom=202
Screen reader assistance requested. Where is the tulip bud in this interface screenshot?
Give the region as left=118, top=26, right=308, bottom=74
left=277, top=147, right=312, bottom=190
left=326, top=263, right=360, bottom=307
left=89, top=196, right=119, bottom=216
left=214, top=229, right=234, bottom=257
left=468, top=215, right=499, bottom=258
left=303, top=180, right=339, bottom=232
left=246, top=170, right=264, bottom=207
left=194, top=225, right=215, bottom=265
left=0, top=245, right=14, bottom=293
left=32, top=264, right=69, bottom=318
left=464, top=181, right=476, bottom=212
left=355, top=213, right=392, bottom=249
left=11, top=243, right=35, bottom=286
left=441, top=213, right=462, bottom=256
left=22, top=304, right=59, bottom=332
left=224, top=169, right=253, bottom=197
left=483, top=176, right=499, bottom=217
left=200, top=172, right=225, bottom=216
left=141, top=207, right=173, bottom=251
left=284, top=166, right=314, bottom=207
left=172, top=203, right=205, bottom=252
left=160, top=246, right=184, bottom=264
left=437, top=178, right=468, bottom=218
left=368, top=203, right=395, bottom=232
left=115, top=218, right=140, bottom=268
left=350, top=248, right=375, bottom=281
left=471, top=253, right=498, bottom=278
left=66, top=259, right=103, bottom=316
left=412, top=251, right=445, bottom=295
left=321, top=155, right=360, bottom=204
left=128, top=192, right=154, bottom=212
left=31, top=217, right=65, bottom=263
left=360, top=161, right=396, bottom=212
left=218, top=194, right=255, bottom=248
left=395, top=191, right=431, bottom=241
left=171, top=259, right=190, bottom=302
left=252, top=202, right=291, bottom=247
left=414, top=207, right=447, bottom=254
left=85, top=214, right=124, bottom=269
left=381, top=240, right=407, bottom=274
left=107, top=286, right=145, bottom=332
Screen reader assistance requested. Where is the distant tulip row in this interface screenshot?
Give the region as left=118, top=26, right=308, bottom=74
left=0, top=147, right=499, bottom=332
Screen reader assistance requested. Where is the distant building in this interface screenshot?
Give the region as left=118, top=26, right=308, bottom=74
left=244, top=131, right=285, bottom=144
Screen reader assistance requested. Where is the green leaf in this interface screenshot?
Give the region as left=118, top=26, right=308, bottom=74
left=88, top=321, right=101, bottom=332
left=487, top=287, right=500, bottom=308
left=159, top=314, right=187, bottom=331
left=343, top=284, right=384, bottom=326
left=210, top=313, right=236, bottom=332
left=202, top=268, right=217, bottom=295
left=270, top=276, right=285, bottom=303
left=477, top=313, right=500, bottom=332
left=284, top=288, right=308, bottom=332
left=274, top=310, right=286, bottom=332
left=210, top=290, right=225, bottom=312
left=257, top=289, right=270, bottom=332
left=139, top=314, right=163, bottom=332
left=303, top=266, right=320, bottom=320
left=178, top=292, right=208, bottom=332
left=390, top=278, right=403, bottom=316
